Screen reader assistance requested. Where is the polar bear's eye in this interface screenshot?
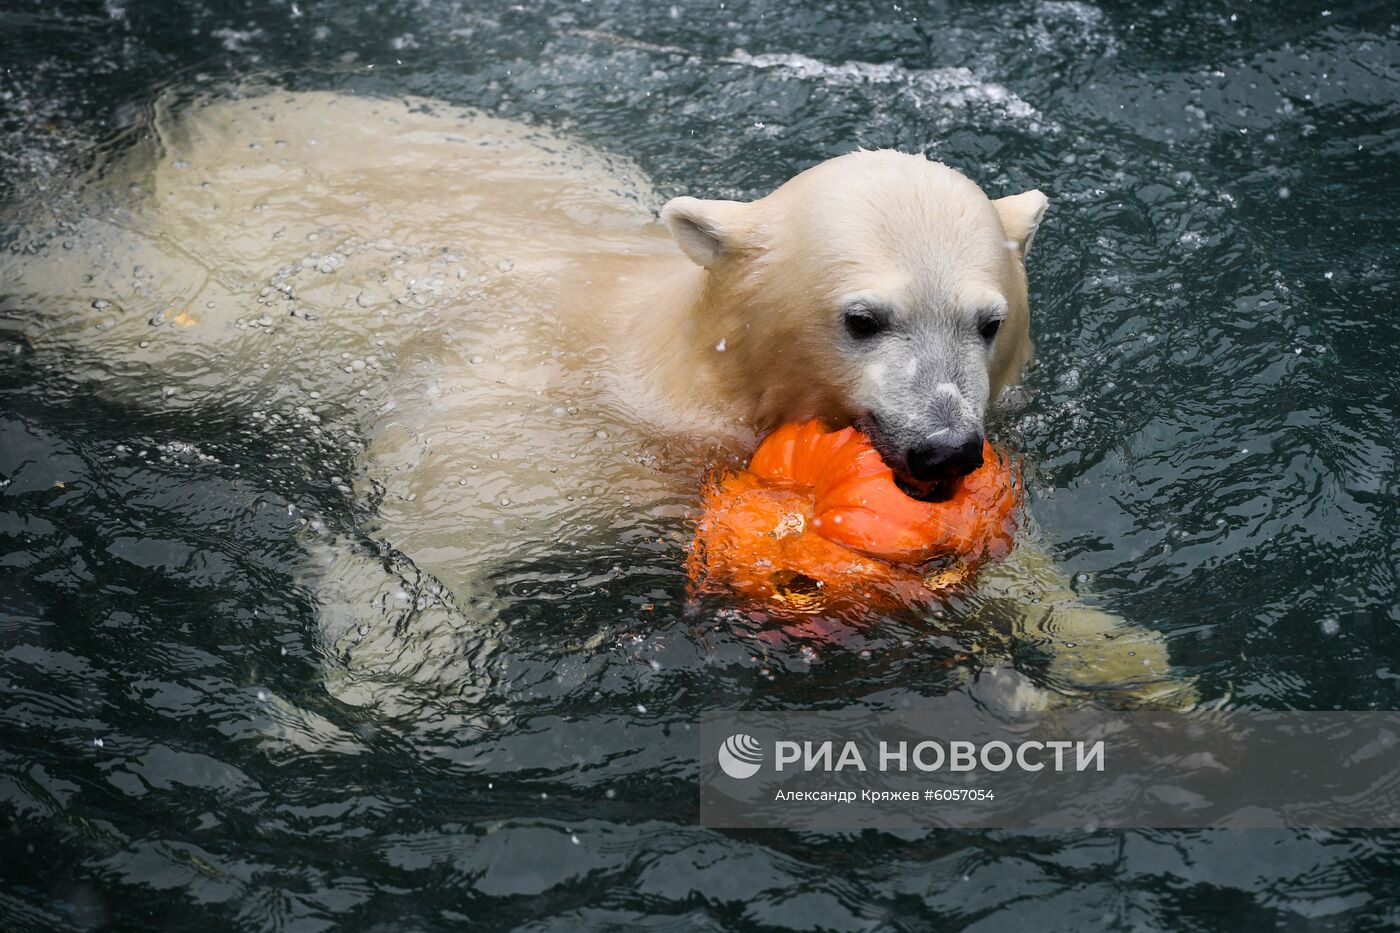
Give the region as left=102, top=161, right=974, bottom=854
left=979, top=318, right=1003, bottom=342
left=842, top=307, right=888, bottom=341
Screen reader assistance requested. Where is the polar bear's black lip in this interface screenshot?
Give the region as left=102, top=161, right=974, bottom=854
left=895, top=473, right=959, bottom=504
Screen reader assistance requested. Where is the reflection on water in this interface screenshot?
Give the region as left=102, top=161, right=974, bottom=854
left=2, top=0, right=1399, bottom=928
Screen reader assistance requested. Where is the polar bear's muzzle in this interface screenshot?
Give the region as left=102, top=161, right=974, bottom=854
left=858, top=413, right=984, bottom=503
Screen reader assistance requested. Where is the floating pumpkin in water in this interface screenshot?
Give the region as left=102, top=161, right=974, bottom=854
left=687, top=420, right=1021, bottom=613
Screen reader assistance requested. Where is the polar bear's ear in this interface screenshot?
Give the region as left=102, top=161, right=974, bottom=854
left=661, top=196, right=753, bottom=268
left=994, top=189, right=1049, bottom=260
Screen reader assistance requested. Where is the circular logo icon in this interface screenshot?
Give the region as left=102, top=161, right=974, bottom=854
left=717, top=733, right=763, bottom=779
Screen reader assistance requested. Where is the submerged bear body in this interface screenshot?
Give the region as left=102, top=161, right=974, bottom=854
left=1, top=88, right=1191, bottom=710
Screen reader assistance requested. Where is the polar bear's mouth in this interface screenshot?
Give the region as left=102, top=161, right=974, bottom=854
left=894, top=473, right=960, bottom=504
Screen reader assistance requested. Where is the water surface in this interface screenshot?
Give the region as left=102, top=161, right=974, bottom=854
left=2, top=0, right=1399, bottom=928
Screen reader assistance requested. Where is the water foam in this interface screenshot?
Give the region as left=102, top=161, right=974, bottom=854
left=725, top=49, right=1037, bottom=121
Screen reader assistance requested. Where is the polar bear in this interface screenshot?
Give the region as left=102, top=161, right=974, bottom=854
left=0, top=88, right=1192, bottom=709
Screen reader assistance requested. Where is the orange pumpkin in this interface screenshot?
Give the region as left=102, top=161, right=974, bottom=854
left=687, top=420, right=1020, bottom=613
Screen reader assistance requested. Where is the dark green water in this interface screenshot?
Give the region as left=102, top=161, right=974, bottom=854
left=2, top=0, right=1399, bottom=928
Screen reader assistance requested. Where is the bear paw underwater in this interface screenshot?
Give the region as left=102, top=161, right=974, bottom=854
left=687, top=420, right=1021, bottom=613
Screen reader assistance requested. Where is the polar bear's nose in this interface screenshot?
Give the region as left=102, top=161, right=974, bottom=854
left=907, top=434, right=984, bottom=483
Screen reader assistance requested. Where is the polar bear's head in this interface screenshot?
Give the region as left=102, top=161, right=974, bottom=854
left=663, top=150, right=1046, bottom=499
